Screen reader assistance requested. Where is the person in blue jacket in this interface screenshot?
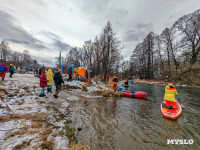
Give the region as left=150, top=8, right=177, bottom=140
left=9, top=64, right=15, bottom=78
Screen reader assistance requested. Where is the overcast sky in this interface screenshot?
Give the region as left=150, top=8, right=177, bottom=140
left=0, top=0, right=199, bottom=67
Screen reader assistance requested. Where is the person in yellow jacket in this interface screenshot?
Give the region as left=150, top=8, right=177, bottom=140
left=46, top=68, right=54, bottom=93
left=112, top=75, right=119, bottom=91
left=164, top=83, right=178, bottom=108
left=75, top=68, right=79, bottom=80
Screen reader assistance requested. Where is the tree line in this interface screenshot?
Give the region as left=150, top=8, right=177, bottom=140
left=0, top=41, right=40, bottom=69
left=58, top=21, right=123, bottom=81
left=128, top=9, right=200, bottom=85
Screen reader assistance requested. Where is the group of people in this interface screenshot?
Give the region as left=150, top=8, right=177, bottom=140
left=113, top=75, right=179, bottom=109
left=0, top=63, right=16, bottom=81
left=68, top=67, right=89, bottom=83
left=39, top=68, right=64, bottom=98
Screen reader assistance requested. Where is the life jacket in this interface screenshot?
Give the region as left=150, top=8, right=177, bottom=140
left=113, top=77, right=118, bottom=82
left=0, top=65, right=6, bottom=71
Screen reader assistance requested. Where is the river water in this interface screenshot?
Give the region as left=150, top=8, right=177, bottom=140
left=69, top=81, right=200, bottom=150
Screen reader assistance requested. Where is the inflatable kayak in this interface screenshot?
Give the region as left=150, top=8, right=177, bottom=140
left=123, top=91, right=148, bottom=98
left=160, top=101, right=182, bottom=120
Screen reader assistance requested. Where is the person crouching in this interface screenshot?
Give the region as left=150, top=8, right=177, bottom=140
left=53, top=68, right=64, bottom=98
left=39, top=71, right=48, bottom=97
left=163, top=83, right=178, bottom=108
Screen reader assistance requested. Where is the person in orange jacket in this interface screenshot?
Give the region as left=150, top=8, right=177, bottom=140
left=112, top=75, right=119, bottom=91
left=163, top=83, right=178, bottom=108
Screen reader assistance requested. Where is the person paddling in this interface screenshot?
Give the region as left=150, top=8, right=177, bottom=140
left=163, top=83, right=178, bottom=109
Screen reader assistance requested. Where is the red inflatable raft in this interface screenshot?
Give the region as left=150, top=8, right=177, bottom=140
left=123, top=91, right=148, bottom=98
left=160, top=101, right=182, bottom=120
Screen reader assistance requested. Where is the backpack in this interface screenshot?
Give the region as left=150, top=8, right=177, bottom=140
left=0, top=65, right=6, bottom=71
left=113, top=77, right=118, bottom=82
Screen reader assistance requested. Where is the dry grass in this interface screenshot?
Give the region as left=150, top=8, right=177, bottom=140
left=7, top=93, right=18, bottom=97
left=40, top=128, right=53, bottom=150
left=0, top=113, right=47, bottom=122
left=0, top=88, right=9, bottom=94
left=113, top=92, right=124, bottom=97
left=32, top=122, right=43, bottom=129
left=69, top=143, right=90, bottom=150
left=13, top=140, right=31, bottom=150
left=4, top=130, right=38, bottom=140
left=19, top=93, right=26, bottom=97
left=102, top=89, right=114, bottom=97
left=81, top=84, right=88, bottom=92
left=106, top=80, right=113, bottom=89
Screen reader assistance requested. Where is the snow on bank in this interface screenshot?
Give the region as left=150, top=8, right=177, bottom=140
left=0, top=74, right=71, bottom=149
left=64, top=79, right=109, bottom=93
left=0, top=73, right=108, bottom=149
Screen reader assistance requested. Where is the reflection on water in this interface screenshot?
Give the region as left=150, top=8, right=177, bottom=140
left=69, top=81, right=200, bottom=150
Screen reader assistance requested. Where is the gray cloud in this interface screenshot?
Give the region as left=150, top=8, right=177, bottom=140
left=136, top=22, right=153, bottom=30
left=53, top=40, right=72, bottom=51
left=42, top=31, right=72, bottom=51
left=123, top=30, right=146, bottom=42
left=0, top=10, right=47, bottom=50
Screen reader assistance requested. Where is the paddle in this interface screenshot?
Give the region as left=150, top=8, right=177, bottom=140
left=177, top=96, right=185, bottom=109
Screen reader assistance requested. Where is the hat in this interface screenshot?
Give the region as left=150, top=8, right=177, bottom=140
left=56, top=68, right=61, bottom=72
left=10, top=64, right=13, bottom=66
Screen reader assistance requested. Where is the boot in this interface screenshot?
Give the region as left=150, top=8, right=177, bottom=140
left=50, top=88, right=52, bottom=93
left=47, top=88, right=50, bottom=93
left=53, top=94, right=58, bottom=98
left=43, top=93, right=46, bottom=96
left=39, top=93, right=44, bottom=97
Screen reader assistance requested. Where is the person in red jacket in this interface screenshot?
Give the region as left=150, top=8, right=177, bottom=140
left=106, top=74, right=109, bottom=83
left=39, top=71, right=48, bottom=97
left=67, top=67, right=72, bottom=81
left=0, top=63, right=9, bottom=81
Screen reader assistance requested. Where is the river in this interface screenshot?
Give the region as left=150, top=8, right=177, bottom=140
left=69, top=81, right=200, bottom=150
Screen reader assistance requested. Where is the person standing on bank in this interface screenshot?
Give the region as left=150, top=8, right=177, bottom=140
left=68, top=67, right=72, bottom=81
left=9, top=64, right=15, bottom=78
left=46, top=68, right=54, bottom=93
left=75, top=68, right=79, bottom=80
left=0, top=62, right=9, bottom=81
left=85, top=70, right=88, bottom=83
left=112, top=75, right=119, bottom=91
left=53, top=68, right=64, bottom=98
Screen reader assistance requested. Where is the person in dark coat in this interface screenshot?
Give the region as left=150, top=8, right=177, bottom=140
left=0, top=63, right=9, bottom=81
left=9, top=64, right=15, bottom=78
left=53, top=68, right=64, bottom=98
left=67, top=67, right=72, bottom=81
left=39, top=72, right=48, bottom=97
left=85, top=70, right=88, bottom=83
left=38, top=67, right=42, bottom=75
